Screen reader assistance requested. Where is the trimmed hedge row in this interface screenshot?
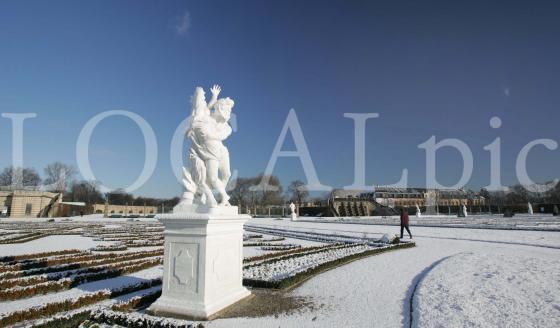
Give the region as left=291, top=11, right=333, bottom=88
left=0, top=249, right=163, bottom=277
left=0, top=249, right=84, bottom=263
left=89, top=309, right=200, bottom=328
left=0, top=258, right=162, bottom=301
left=1, top=256, right=163, bottom=289
left=90, top=244, right=128, bottom=252
left=260, top=244, right=301, bottom=251
left=98, top=236, right=163, bottom=242
left=243, top=242, right=287, bottom=247
left=243, top=243, right=343, bottom=264
left=0, top=232, right=45, bottom=244
left=244, top=243, right=355, bottom=269
left=243, top=233, right=263, bottom=241
left=111, top=289, right=162, bottom=311
left=126, top=241, right=164, bottom=247
left=29, top=289, right=163, bottom=328
left=29, top=310, right=91, bottom=328
left=0, top=278, right=162, bottom=326
left=243, top=241, right=416, bottom=289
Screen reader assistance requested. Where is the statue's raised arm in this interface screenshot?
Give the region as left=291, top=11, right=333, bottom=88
left=207, top=84, right=221, bottom=110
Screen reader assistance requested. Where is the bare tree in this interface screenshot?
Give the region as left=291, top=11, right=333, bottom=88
left=256, top=174, right=284, bottom=206
left=229, top=177, right=255, bottom=209
left=0, top=166, right=41, bottom=189
left=44, top=162, right=76, bottom=192
left=287, top=180, right=309, bottom=206
left=229, top=174, right=284, bottom=210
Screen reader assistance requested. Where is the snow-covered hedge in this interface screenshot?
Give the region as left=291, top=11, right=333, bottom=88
left=90, top=243, right=128, bottom=251
left=243, top=233, right=263, bottom=241
left=110, top=289, right=162, bottom=312
left=243, top=243, right=344, bottom=264
left=0, top=249, right=163, bottom=278
left=244, top=241, right=286, bottom=247
left=89, top=309, right=200, bottom=328
left=260, top=244, right=301, bottom=251
left=126, top=240, right=164, bottom=247
left=0, top=258, right=162, bottom=301
left=29, top=289, right=163, bottom=328
left=1, top=256, right=162, bottom=289
left=0, top=278, right=162, bottom=326
left=0, top=232, right=44, bottom=244
left=244, top=242, right=415, bottom=289
left=0, top=249, right=84, bottom=263
left=245, top=225, right=385, bottom=246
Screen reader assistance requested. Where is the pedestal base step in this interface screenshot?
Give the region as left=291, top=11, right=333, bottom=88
left=147, top=287, right=252, bottom=321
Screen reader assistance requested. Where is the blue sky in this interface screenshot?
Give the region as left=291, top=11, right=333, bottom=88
left=0, top=0, right=559, bottom=198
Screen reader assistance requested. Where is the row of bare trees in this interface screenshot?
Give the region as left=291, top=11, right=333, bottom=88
left=479, top=182, right=560, bottom=206
left=228, top=174, right=312, bottom=209
left=0, top=163, right=75, bottom=192
left=0, top=163, right=179, bottom=208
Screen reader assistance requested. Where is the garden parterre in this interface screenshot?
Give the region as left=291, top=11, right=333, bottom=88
left=0, top=219, right=412, bottom=327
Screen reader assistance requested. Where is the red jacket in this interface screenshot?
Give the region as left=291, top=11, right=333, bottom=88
left=400, top=212, right=409, bottom=226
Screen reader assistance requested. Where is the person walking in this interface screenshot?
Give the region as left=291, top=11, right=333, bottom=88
left=400, top=208, right=412, bottom=239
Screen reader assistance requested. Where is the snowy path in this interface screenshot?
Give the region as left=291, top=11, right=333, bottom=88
left=208, top=218, right=560, bottom=328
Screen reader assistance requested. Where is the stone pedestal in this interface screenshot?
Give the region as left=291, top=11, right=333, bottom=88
left=147, top=206, right=251, bottom=320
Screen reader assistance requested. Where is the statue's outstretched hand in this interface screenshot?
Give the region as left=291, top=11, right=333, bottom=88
left=210, top=84, right=221, bottom=97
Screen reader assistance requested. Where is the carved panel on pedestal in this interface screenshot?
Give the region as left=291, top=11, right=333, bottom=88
left=168, top=242, right=198, bottom=293
left=211, top=240, right=240, bottom=285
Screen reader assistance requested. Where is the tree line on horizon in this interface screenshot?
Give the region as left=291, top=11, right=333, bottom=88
left=0, top=164, right=315, bottom=209
left=1, top=163, right=558, bottom=209
left=0, top=163, right=178, bottom=208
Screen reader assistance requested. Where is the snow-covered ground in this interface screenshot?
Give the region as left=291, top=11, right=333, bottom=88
left=0, top=235, right=110, bottom=256
left=413, top=252, right=560, bottom=328
left=0, top=216, right=558, bottom=327
left=206, top=218, right=560, bottom=328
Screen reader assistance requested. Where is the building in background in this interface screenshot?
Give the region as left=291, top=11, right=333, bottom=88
left=0, top=190, right=62, bottom=218
left=92, top=203, right=158, bottom=217
left=328, top=187, right=486, bottom=217
left=361, top=187, right=486, bottom=208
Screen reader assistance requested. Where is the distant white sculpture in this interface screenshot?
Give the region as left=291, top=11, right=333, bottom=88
left=462, top=204, right=468, bottom=217
left=415, top=204, right=422, bottom=218
left=174, top=85, right=234, bottom=212
left=528, top=202, right=533, bottom=215
left=290, top=202, right=297, bottom=221
left=148, top=85, right=250, bottom=320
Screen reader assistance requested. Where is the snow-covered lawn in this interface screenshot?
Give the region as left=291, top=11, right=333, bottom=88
left=413, top=252, right=560, bottom=328
left=0, top=235, right=108, bottom=256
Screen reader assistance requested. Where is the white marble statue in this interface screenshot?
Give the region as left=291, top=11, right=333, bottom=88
left=528, top=202, right=533, bottom=215
left=290, top=202, right=297, bottom=221
left=415, top=204, right=422, bottom=218
left=462, top=204, right=468, bottom=217
left=148, top=85, right=250, bottom=320
left=175, top=85, right=234, bottom=211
